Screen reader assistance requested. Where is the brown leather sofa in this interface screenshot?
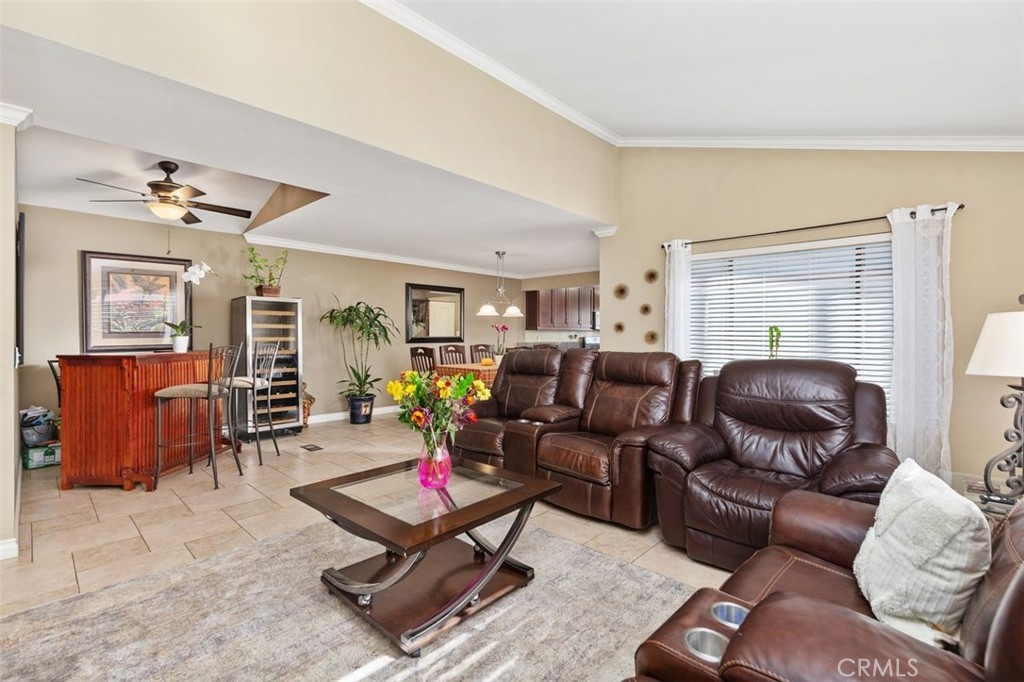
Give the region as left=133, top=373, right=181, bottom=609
left=635, top=491, right=1024, bottom=682
left=505, top=351, right=701, bottom=529
left=450, top=348, right=569, bottom=468
left=647, top=359, right=898, bottom=570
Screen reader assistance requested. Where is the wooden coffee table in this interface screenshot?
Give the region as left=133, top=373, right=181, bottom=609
left=290, top=458, right=560, bottom=656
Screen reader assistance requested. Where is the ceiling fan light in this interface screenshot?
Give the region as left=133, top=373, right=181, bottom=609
left=148, top=201, right=188, bottom=221
left=503, top=304, right=524, bottom=318
left=476, top=303, right=499, bottom=317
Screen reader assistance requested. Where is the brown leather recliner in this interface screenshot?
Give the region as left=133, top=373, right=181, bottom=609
left=635, top=492, right=1024, bottom=682
left=450, top=348, right=567, bottom=468
left=648, top=359, right=898, bottom=570
left=508, top=351, right=700, bottom=529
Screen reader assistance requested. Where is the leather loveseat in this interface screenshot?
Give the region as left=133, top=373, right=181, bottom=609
left=634, top=491, right=1024, bottom=682
left=504, top=351, right=701, bottom=529
left=450, top=348, right=573, bottom=468
left=647, top=359, right=899, bottom=570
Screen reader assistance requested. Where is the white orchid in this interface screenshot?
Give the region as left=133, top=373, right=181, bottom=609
left=183, top=261, right=216, bottom=285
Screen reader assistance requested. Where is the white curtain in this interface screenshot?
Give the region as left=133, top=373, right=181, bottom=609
left=889, top=202, right=959, bottom=474
left=664, top=239, right=692, bottom=359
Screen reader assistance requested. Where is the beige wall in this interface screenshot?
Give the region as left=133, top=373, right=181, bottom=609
left=1, top=124, right=19, bottom=550
left=605, top=147, right=1024, bottom=476
left=1, top=1, right=619, bottom=226
left=18, top=206, right=522, bottom=418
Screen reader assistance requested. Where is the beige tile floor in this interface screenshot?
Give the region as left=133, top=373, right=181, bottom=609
left=1, top=419, right=729, bottom=617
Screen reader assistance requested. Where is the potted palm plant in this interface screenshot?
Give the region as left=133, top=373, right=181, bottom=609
left=319, top=298, right=398, bottom=424
left=242, top=245, right=289, bottom=297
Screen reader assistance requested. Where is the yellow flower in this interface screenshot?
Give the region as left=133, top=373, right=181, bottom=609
left=404, top=383, right=416, bottom=396
left=402, top=370, right=417, bottom=380
left=473, top=379, right=486, bottom=392
left=386, top=380, right=404, bottom=401
left=477, top=387, right=491, bottom=401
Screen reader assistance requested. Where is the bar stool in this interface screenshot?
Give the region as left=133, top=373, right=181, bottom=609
left=230, top=341, right=281, bottom=465
left=154, top=343, right=241, bottom=490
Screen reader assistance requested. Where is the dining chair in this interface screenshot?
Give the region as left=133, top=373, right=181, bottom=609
left=410, top=346, right=436, bottom=373
left=439, top=344, right=466, bottom=364
left=154, top=343, right=242, bottom=490
left=469, top=344, right=494, bottom=363
left=229, top=341, right=281, bottom=465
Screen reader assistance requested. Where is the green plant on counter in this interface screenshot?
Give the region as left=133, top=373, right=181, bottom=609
left=242, top=245, right=289, bottom=287
left=164, top=320, right=200, bottom=337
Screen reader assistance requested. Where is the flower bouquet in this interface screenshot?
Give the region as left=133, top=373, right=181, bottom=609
left=492, top=323, right=510, bottom=356
left=387, top=371, right=491, bottom=488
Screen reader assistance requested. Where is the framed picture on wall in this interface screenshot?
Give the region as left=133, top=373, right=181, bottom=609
left=80, top=251, right=192, bottom=352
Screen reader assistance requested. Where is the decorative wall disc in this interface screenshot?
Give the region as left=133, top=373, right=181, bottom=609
left=613, top=284, right=629, bottom=300
left=645, top=330, right=660, bottom=345
left=644, top=269, right=659, bottom=284
left=613, top=322, right=625, bottom=333
left=639, top=304, right=652, bottom=316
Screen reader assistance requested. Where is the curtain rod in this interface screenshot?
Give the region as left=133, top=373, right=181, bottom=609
left=664, top=204, right=965, bottom=248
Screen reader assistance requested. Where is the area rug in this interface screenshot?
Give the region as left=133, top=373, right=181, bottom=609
left=1, top=520, right=693, bottom=681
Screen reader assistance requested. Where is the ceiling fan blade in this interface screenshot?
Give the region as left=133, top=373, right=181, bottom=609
left=186, top=201, right=252, bottom=219
left=171, top=184, right=205, bottom=201
left=76, top=177, right=148, bottom=196
left=180, top=211, right=202, bottom=225
left=89, top=199, right=149, bottom=203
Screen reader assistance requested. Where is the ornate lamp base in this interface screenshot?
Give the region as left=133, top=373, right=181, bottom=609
left=982, top=385, right=1024, bottom=503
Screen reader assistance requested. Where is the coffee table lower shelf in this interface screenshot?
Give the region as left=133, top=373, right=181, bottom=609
left=321, top=538, right=533, bottom=656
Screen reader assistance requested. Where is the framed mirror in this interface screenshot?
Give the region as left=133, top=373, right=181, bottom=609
left=405, top=283, right=465, bottom=343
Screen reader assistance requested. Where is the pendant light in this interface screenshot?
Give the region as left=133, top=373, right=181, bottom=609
left=476, top=251, right=524, bottom=318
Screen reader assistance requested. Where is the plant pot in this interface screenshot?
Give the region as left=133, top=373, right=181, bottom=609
left=255, top=285, right=281, bottom=297
left=494, top=353, right=505, bottom=365
left=348, top=395, right=375, bottom=424
left=172, top=336, right=190, bottom=353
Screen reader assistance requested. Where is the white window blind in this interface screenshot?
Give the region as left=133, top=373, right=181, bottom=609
left=690, top=237, right=894, bottom=400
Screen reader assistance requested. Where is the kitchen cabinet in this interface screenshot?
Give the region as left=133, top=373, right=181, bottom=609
left=525, top=286, right=598, bottom=331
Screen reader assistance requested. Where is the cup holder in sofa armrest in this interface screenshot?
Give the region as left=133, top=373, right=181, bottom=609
left=710, top=601, right=749, bottom=629
left=683, top=627, right=730, bottom=665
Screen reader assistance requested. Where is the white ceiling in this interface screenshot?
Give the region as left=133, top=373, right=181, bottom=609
left=379, top=0, right=1024, bottom=148
left=3, top=2, right=1021, bottom=280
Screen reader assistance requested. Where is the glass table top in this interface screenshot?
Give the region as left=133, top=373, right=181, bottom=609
left=331, top=465, right=523, bottom=525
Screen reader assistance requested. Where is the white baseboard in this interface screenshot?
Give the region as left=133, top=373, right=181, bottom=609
left=307, top=405, right=399, bottom=425
left=0, top=537, right=19, bottom=560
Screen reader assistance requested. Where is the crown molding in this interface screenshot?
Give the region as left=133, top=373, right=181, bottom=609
left=243, top=233, right=562, bottom=279
left=592, top=226, right=618, bottom=238
left=0, top=102, right=33, bottom=128
left=361, top=0, right=620, bottom=146
left=617, top=135, right=1024, bottom=152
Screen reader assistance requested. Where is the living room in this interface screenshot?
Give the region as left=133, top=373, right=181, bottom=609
left=1, top=2, right=1023, bottom=679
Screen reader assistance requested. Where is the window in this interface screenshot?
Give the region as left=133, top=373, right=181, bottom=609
left=689, top=236, right=894, bottom=399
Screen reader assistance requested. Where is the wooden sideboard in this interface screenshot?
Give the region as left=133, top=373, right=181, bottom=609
left=58, top=352, right=220, bottom=491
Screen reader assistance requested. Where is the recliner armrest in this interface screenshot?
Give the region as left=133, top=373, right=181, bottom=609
left=519, top=404, right=581, bottom=424
left=647, top=424, right=728, bottom=472
left=720, top=593, right=982, bottom=682
left=470, top=398, right=500, bottom=420
left=818, top=443, right=900, bottom=497
left=769, top=490, right=876, bottom=569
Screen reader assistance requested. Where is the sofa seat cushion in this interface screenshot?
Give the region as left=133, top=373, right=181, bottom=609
left=686, top=461, right=814, bottom=547
left=721, top=545, right=873, bottom=617
left=537, top=432, right=615, bottom=484
left=453, top=418, right=508, bottom=456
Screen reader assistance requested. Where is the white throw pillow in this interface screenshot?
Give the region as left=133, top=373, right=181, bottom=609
left=853, top=458, right=992, bottom=645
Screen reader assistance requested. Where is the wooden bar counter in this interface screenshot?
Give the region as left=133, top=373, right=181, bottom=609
left=58, top=352, right=218, bottom=491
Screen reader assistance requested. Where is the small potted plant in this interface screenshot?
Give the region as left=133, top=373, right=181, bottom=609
left=320, top=298, right=399, bottom=423
left=242, top=245, right=289, bottom=297
left=164, top=320, right=200, bottom=353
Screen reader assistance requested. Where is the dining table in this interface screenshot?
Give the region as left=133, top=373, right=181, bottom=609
left=434, top=362, right=499, bottom=388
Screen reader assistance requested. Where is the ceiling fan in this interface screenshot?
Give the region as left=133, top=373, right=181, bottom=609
left=76, top=160, right=253, bottom=224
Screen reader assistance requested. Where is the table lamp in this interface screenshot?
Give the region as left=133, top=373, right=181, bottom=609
left=966, top=311, right=1024, bottom=501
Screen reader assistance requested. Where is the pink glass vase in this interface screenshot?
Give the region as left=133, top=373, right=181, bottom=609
left=418, top=441, right=452, bottom=489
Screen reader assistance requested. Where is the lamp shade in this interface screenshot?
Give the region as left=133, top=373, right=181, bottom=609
left=502, top=303, right=524, bottom=318
left=476, top=303, right=499, bottom=317
left=966, top=311, right=1024, bottom=378
left=148, top=201, right=188, bottom=221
